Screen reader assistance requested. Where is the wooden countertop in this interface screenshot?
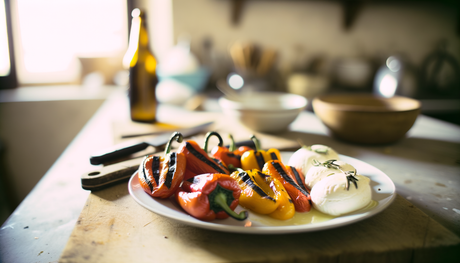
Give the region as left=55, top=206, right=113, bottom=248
left=1, top=88, right=459, bottom=262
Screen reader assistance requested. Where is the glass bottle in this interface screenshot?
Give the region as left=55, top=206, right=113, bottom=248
left=123, top=8, right=158, bottom=122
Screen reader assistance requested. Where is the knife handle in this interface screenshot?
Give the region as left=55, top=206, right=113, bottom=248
left=82, top=158, right=142, bottom=191
left=90, top=141, right=150, bottom=165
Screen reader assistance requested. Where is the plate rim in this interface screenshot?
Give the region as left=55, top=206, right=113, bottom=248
left=128, top=152, right=396, bottom=234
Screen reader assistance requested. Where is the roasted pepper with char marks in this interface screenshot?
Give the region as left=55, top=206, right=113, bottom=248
left=175, top=173, right=248, bottom=221
left=206, top=132, right=252, bottom=171
left=177, top=133, right=230, bottom=181
left=138, top=132, right=186, bottom=199
left=241, top=135, right=281, bottom=171
left=231, top=169, right=295, bottom=220
left=263, top=160, right=312, bottom=212
left=285, top=165, right=309, bottom=193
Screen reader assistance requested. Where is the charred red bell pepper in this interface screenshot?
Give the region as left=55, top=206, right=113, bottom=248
left=206, top=133, right=252, bottom=171
left=241, top=135, right=281, bottom=171
left=262, top=160, right=311, bottom=212
left=175, top=173, right=248, bottom=221
left=177, top=134, right=230, bottom=181
left=138, top=132, right=186, bottom=199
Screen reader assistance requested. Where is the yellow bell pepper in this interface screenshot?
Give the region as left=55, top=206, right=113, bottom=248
left=241, top=135, right=281, bottom=171
left=230, top=169, right=295, bottom=220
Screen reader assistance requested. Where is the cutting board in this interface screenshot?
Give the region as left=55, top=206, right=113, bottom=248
left=59, top=180, right=460, bottom=262
left=60, top=116, right=460, bottom=262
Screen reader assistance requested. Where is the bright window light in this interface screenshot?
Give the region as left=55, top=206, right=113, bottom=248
left=0, top=0, right=10, bottom=76
left=13, top=0, right=128, bottom=84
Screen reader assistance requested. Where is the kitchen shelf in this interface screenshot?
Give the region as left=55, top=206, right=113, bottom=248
left=230, top=0, right=459, bottom=33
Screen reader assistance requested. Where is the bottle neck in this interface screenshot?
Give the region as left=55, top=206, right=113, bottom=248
left=123, top=15, right=152, bottom=68
left=138, top=17, right=150, bottom=49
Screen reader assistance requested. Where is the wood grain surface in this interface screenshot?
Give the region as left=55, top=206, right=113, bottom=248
left=58, top=92, right=460, bottom=263
left=59, top=181, right=460, bottom=263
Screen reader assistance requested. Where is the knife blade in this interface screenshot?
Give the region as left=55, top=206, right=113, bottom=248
left=82, top=139, right=257, bottom=191
left=89, top=121, right=213, bottom=165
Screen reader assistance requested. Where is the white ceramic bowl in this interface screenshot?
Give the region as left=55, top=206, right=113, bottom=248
left=218, top=92, right=307, bottom=133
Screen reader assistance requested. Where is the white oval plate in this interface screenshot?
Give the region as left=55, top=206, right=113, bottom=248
left=128, top=152, right=396, bottom=234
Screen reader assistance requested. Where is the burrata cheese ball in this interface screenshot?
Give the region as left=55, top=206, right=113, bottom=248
left=288, top=144, right=339, bottom=176
left=304, top=160, right=355, bottom=189
left=310, top=173, right=372, bottom=216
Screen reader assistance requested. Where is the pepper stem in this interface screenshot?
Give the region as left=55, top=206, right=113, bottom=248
left=228, top=134, right=236, bottom=152
left=165, top=132, right=183, bottom=155
left=203, top=131, right=224, bottom=153
left=209, top=184, right=248, bottom=221
left=250, top=135, right=262, bottom=152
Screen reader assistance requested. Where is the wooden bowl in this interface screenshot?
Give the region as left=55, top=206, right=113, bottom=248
left=312, top=94, right=421, bottom=144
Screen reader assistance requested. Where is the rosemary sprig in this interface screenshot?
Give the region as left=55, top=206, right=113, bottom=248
left=312, top=159, right=359, bottom=190
left=313, top=159, right=339, bottom=169
left=345, top=170, right=359, bottom=190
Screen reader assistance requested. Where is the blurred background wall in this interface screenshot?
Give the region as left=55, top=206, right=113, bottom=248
left=172, top=0, right=459, bottom=67
left=150, top=0, right=459, bottom=117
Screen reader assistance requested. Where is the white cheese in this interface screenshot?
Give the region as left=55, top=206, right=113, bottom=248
left=304, top=160, right=355, bottom=189
left=288, top=144, right=339, bottom=176
left=310, top=173, right=372, bottom=216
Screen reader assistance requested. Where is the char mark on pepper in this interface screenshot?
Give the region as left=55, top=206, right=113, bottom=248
left=290, top=166, right=308, bottom=192
left=185, top=142, right=227, bottom=174
left=213, top=158, right=227, bottom=170
left=270, top=152, right=279, bottom=160
left=151, top=156, right=161, bottom=186
left=142, top=158, right=154, bottom=192
left=271, top=161, right=310, bottom=197
left=238, top=171, right=276, bottom=202
left=164, top=152, right=177, bottom=189
left=257, top=171, right=268, bottom=179
left=226, top=152, right=241, bottom=159
left=255, top=152, right=265, bottom=169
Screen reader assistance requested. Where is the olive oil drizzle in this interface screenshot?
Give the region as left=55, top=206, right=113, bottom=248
left=185, top=142, right=227, bottom=174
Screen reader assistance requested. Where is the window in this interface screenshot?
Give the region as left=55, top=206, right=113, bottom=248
left=0, top=0, right=10, bottom=77
left=10, top=0, right=128, bottom=85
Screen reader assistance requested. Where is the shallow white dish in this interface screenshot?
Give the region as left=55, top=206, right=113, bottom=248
left=128, top=152, right=396, bottom=234
left=218, top=92, right=307, bottom=133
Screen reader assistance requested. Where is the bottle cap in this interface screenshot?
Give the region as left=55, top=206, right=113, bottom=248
left=132, top=8, right=141, bottom=18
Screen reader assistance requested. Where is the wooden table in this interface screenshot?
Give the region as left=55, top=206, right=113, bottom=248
left=1, top=88, right=459, bottom=262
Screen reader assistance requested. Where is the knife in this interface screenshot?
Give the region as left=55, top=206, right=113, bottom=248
left=82, top=139, right=256, bottom=191
left=82, top=156, right=144, bottom=191
left=89, top=121, right=214, bottom=165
